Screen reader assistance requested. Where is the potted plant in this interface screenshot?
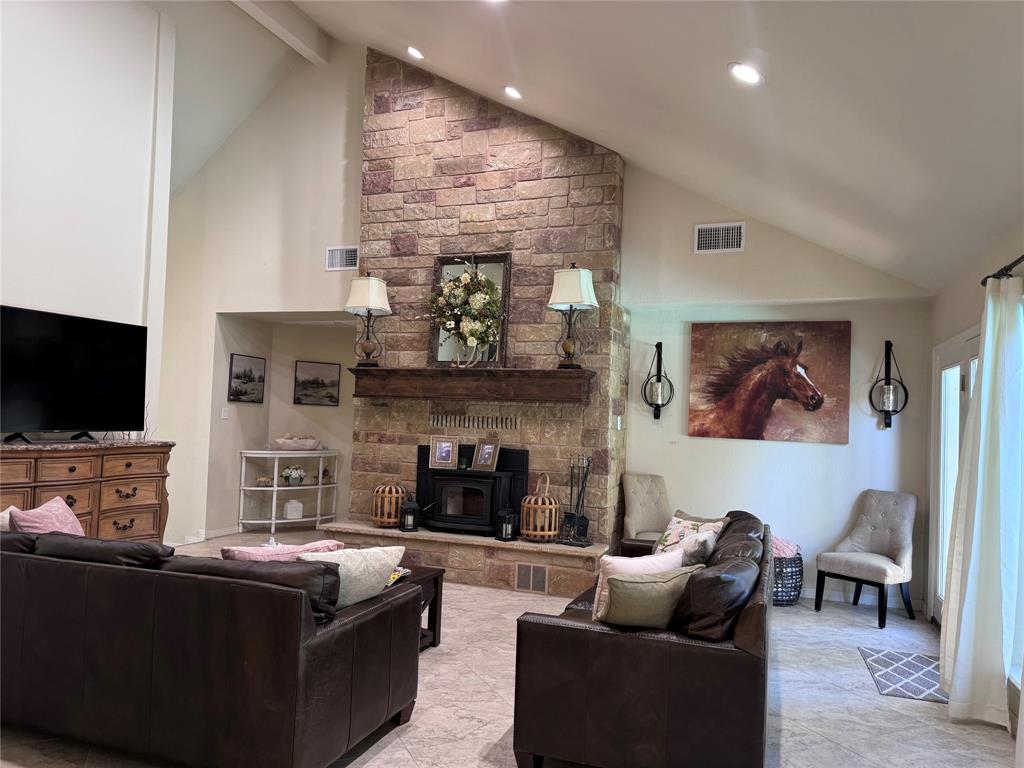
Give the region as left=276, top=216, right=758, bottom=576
left=428, top=265, right=502, bottom=368
left=281, top=465, right=306, bottom=487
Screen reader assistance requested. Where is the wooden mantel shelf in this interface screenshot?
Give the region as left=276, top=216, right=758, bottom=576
left=349, top=366, right=596, bottom=404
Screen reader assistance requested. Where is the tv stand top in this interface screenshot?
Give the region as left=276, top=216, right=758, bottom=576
left=0, top=439, right=175, bottom=453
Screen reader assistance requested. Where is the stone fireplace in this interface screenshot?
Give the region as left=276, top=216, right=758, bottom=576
left=326, top=50, right=628, bottom=594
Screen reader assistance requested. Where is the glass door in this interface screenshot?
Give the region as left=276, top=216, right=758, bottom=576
left=930, top=329, right=980, bottom=621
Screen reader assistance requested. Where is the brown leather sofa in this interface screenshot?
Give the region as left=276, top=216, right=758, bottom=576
left=1, top=533, right=421, bottom=768
left=514, top=512, right=773, bottom=768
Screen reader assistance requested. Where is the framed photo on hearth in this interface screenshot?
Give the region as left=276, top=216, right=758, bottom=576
left=227, top=354, right=266, bottom=404
left=471, top=438, right=501, bottom=471
left=429, top=436, right=458, bottom=470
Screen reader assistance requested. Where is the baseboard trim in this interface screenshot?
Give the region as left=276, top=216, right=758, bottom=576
left=800, top=585, right=926, bottom=611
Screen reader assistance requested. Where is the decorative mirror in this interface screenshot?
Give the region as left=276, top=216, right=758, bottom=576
left=428, top=253, right=511, bottom=368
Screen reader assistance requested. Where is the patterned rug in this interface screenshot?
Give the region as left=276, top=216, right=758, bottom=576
left=858, top=647, right=949, bottom=703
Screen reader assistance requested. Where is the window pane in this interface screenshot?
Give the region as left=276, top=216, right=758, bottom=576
left=937, top=364, right=962, bottom=600
left=969, top=357, right=978, bottom=398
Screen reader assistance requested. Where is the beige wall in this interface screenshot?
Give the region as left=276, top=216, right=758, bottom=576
left=621, top=166, right=934, bottom=605
left=160, top=40, right=365, bottom=543
left=932, top=223, right=1024, bottom=345
left=2, top=1, right=175, bottom=426
left=199, top=318, right=356, bottom=536
left=204, top=315, right=273, bottom=535
left=627, top=301, right=931, bottom=604
left=267, top=322, right=356, bottom=524
left=621, top=166, right=929, bottom=307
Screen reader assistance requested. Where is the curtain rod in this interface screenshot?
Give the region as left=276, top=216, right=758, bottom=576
left=981, top=254, right=1024, bottom=287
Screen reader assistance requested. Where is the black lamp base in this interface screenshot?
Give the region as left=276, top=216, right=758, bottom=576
left=557, top=361, right=582, bottom=369
left=356, top=359, right=381, bottom=367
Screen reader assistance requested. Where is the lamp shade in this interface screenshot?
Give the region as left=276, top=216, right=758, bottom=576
left=344, top=276, right=392, bottom=316
left=547, top=266, right=598, bottom=311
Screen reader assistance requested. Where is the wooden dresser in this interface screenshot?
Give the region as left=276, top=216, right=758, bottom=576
left=0, top=441, right=174, bottom=543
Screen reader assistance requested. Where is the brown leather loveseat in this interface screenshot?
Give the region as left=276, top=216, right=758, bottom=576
left=1, top=532, right=421, bottom=768
left=514, top=511, right=773, bottom=768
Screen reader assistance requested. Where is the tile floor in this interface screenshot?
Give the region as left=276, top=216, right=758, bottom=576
left=1, top=534, right=1016, bottom=768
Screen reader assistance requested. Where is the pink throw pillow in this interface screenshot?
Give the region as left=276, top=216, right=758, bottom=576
left=593, top=549, right=684, bottom=621
left=9, top=497, right=85, bottom=536
left=221, top=540, right=343, bottom=562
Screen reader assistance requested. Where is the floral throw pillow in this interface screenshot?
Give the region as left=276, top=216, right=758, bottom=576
left=654, top=510, right=728, bottom=565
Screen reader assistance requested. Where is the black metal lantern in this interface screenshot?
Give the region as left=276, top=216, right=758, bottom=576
left=496, top=505, right=518, bottom=542
left=869, top=340, right=909, bottom=428
left=399, top=499, right=419, bottom=532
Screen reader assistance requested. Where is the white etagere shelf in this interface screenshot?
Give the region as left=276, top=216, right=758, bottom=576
left=238, top=449, right=339, bottom=545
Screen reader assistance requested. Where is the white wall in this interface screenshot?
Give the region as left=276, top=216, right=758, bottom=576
left=200, top=318, right=356, bottom=538
left=161, top=41, right=365, bottom=544
left=932, top=223, right=1024, bottom=345
left=621, top=165, right=934, bottom=605
left=2, top=1, right=175, bottom=430
left=627, top=302, right=931, bottom=603
left=621, top=167, right=929, bottom=307
left=204, top=315, right=273, bottom=537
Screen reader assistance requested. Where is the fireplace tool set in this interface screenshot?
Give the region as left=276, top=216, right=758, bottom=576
left=557, top=453, right=592, bottom=547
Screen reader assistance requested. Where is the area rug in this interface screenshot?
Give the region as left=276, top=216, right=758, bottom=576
left=858, top=647, right=949, bottom=703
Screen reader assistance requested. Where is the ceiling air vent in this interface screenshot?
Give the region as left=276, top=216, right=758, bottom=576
left=694, top=222, right=745, bottom=254
left=326, top=246, right=358, bottom=271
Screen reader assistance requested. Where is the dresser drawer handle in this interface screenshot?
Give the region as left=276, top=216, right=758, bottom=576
left=112, top=518, right=135, bottom=533
left=125, top=461, right=133, bottom=469
left=65, top=494, right=77, bottom=508
left=68, top=465, right=76, bottom=474
left=115, top=486, right=138, bottom=501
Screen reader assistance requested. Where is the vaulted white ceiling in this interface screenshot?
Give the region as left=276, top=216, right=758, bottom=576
left=153, top=1, right=302, bottom=192
left=298, top=1, right=1024, bottom=291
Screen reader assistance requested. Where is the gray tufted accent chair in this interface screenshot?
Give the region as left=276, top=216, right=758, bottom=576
left=622, top=473, right=673, bottom=541
left=815, top=489, right=917, bottom=628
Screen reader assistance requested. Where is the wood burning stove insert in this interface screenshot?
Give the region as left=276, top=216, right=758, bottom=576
left=416, top=445, right=528, bottom=536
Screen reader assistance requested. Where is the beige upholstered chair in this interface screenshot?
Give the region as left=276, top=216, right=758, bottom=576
left=622, top=473, right=673, bottom=542
left=815, top=489, right=917, bottom=628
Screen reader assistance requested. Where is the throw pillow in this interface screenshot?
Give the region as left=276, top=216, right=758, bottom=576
left=0, top=505, right=13, bottom=531
left=592, top=549, right=684, bottom=621
left=34, top=532, right=173, bottom=567
left=221, top=539, right=342, bottom=562
left=604, top=564, right=706, bottom=629
left=671, top=558, right=761, bottom=641
left=654, top=510, right=728, bottom=563
left=298, top=546, right=405, bottom=609
left=9, top=497, right=84, bottom=536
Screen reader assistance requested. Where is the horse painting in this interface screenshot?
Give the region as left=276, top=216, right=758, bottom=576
left=688, top=322, right=851, bottom=444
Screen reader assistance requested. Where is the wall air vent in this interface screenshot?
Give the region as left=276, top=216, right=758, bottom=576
left=326, top=246, right=359, bottom=271
left=516, top=563, right=548, bottom=593
left=694, top=222, right=745, bottom=254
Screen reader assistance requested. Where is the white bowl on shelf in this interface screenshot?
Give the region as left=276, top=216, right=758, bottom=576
left=274, top=437, right=322, bottom=451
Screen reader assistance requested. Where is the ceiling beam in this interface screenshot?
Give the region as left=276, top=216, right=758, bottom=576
left=232, top=1, right=330, bottom=65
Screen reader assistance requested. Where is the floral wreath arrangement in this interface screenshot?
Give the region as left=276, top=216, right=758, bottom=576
left=428, top=265, right=502, bottom=366
left=281, top=465, right=306, bottom=484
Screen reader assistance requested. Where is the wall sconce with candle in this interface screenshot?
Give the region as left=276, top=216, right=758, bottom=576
left=869, top=340, right=908, bottom=428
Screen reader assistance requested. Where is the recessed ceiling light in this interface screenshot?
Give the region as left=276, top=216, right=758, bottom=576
left=504, top=85, right=522, bottom=99
left=728, top=62, right=764, bottom=86
left=407, top=46, right=424, bottom=60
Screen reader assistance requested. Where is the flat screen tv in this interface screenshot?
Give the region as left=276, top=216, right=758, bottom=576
left=1, top=305, right=147, bottom=435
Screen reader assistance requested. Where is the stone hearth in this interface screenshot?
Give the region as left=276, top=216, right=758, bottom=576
left=349, top=50, right=629, bottom=551
left=320, top=520, right=607, bottom=598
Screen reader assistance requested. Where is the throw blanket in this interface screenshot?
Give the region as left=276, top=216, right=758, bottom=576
left=771, top=536, right=800, bottom=558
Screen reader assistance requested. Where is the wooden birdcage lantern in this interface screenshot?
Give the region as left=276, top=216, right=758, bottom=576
left=519, top=473, right=561, bottom=542
left=371, top=483, right=406, bottom=528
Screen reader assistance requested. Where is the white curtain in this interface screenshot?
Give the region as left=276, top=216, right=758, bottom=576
left=940, top=276, right=1024, bottom=738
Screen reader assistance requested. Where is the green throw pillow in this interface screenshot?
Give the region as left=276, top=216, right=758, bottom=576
left=603, top=565, right=705, bottom=629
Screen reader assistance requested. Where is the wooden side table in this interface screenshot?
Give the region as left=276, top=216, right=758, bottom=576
left=403, top=566, right=444, bottom=651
